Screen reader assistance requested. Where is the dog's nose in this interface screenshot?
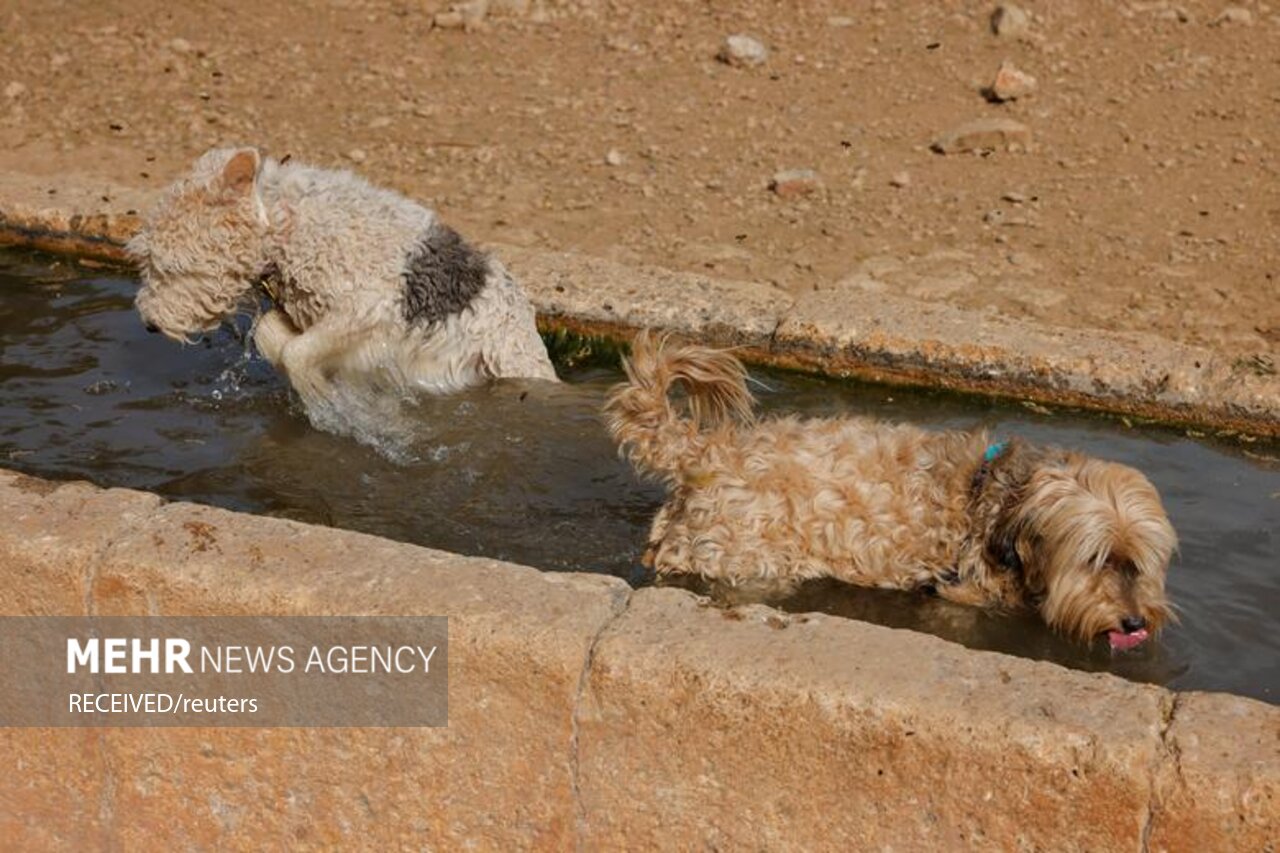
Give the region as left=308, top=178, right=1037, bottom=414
left=145, top=323, right=160, bottom=334
left=1121, top=615, right=1147, bottom=634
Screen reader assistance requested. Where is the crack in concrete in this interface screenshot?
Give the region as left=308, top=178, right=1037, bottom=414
left=569, top=586, right=633, bottom=852
left=766, top=311, right=787, bottom=354
left=95, top=728, right=120, bottom=852
left=84, top=535, right=119, bottom=851
left=80, top=502, right=154, bottom=852
left=1140, top=691, right=1183, bottom=853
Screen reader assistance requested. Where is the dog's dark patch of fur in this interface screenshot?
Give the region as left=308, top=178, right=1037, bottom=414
left=402, top=221, right=489, bottom=325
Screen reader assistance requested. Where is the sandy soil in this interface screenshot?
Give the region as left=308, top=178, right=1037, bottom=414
left=1, top=0, right=1276, bottom=366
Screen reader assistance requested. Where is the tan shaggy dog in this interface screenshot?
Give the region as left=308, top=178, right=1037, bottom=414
left=606, top=333, right=1178, bottom=649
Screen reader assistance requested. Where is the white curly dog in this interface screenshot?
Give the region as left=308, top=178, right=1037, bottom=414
left=130, top=147, right=557, bottom=419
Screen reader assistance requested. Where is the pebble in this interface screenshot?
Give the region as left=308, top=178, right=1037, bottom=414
left=931, top=118, right=1032, bottom=154
left=987, top=60, right=1037, bottom=101
left=3, top=81, right=27, bottom=99
left=827, top=16, right=855, bottom=28
left=718, top=34, right=769, bottom=68
left=889, top=171, right=911, bottom=188
left=434, top=11, right=466, bottom=29
left=346, top=148, right=367, bottom=163
left=168, top=37, right=193, bottom=53
left=769, top=168, right=822, bottom=198
left=990, top=4, right=1031, bottom=37
left=1212, top=7, right=1253, bottom=26
left=434, top=0, right=490, bottom=29
left=604, top=148, right=624, bottom=166
left=1138, top=3, right=1192, bottom=23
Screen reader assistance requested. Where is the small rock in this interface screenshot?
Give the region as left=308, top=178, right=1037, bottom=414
left=604, top=148, right=625, bottom=166
left=718, top=34, right=768, bottom=68
left=434, top=0, right=490, bottom=29
left=168, top=37, right=193, bottom=53
left=990, top=4, right=1031, bottom=36
left=4, top=81, right=27, bottom=99
left=1140, top=3, right=1192, bottom=23
left=346, top=148, right=367, bottom=163
left=1212, top=7, right=1253, bottom=26
left=369, top=116, right=392, bottom=129
left=827, top=16, right=855, bottom=28
left=986, top=60, right=1037, bottom=101
left=434, top=11, right=466, bottom=29
left=769, top=168, right=822, bottom=198
left=50, top=53, right=70, bottom=69
left=889, top=171, right=911, bottom=188
left=1002, top=190, right=1028, bottom=203
left=931, top=118, right=1032, bottom=154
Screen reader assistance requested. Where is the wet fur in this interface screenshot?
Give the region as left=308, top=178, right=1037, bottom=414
left=606, top=333, right=1177, bottom=643
left=129, top=147, right=557, bottom=417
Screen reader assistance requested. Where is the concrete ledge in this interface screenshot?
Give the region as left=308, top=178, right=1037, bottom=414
left=0, top=469, right=628, bottom=849
left=0, top=170, right=146, bottom=260
left=2, top=170, right=1276, bottom=438
left=1, top=469, right=1275, bottom=848
left=579, top=587, right=1165, bottom=850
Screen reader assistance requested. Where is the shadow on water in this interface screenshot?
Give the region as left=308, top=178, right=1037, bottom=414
left=1, top=249, right=1276, bottom=701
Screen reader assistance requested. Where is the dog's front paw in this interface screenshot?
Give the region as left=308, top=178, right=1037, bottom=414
left=253, top=309, right=300, bottom=367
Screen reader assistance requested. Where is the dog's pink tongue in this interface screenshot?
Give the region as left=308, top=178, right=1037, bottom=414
left=1108, top=629, right=1149, bottom=651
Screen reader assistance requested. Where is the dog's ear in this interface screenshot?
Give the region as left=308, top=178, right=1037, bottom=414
left=124, top=231, right=148, bottom=263
left=218, top=148, right=262, bottom=196
left=988, top=510, right=1028, bottom=576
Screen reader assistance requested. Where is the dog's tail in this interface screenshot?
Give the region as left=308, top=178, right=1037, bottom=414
left=605, top=331, right=755, bottom=481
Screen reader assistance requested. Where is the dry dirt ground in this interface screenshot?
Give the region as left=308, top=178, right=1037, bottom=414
left=1, top=0, right=1276, bottom=366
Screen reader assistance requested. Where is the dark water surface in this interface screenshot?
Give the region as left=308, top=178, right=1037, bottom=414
left=2, top=250, right=1276, bottom=701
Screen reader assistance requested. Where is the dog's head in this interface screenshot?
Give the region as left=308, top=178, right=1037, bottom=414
left=995, top=455, right=1176, bottom=648
left=129, top=147, right=269, bottom=342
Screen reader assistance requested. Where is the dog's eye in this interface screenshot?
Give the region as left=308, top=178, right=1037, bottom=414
left=1102, top=556, right=1139, bottom=575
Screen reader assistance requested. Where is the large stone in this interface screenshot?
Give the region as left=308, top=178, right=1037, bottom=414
left=576, top=588, right=1166, bottom=850
left=4, top=484, right=629, bottom=849
left=1148, top=692, right=1280, bottom=851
